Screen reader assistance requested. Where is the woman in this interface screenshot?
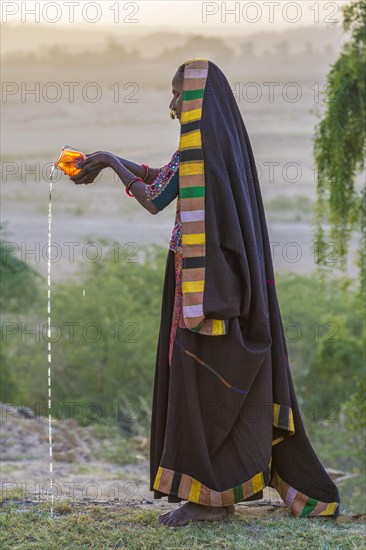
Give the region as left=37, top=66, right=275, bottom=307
left=71, top=59, right=341, bottom=527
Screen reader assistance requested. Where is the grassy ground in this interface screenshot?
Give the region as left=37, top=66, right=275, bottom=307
left=1, top=408, right=365, bottom=548
left=1, top=496, right=364, bottom=550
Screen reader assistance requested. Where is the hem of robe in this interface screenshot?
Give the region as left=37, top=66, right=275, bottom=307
left=150, top=249, right=340, bottom=518
left=150, top=463, right=340, bottom=517
left=150, top=437, right=340, bottom=517
left=269, top=468, right=340, bottom=518
left=151, top=461, right=271, bottom=506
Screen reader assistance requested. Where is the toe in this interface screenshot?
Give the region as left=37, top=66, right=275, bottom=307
left=159, top=509, right=172, bottom=520
left=170, top=515, right=190, bottom=527
left=166, top=515, right=177, bottom=527
left=159, top=514, right=171, bottom=525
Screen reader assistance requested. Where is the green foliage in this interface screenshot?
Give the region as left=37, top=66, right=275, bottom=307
left=0, top=352, right=20, bottom=403
left=342, top=373, right=366, bottom=464
left=275, top=272, right=362, bottom=378
left=265, top=194, right=314, bottom=214
left=301, top=420, right=365, bottom=512
left=0, top=233, right=41, bottom=313
left=6, top=243, right=168, bottom=426
left=313, top=0, right=366, bottom=295
left=343, top=0, right=366, bottom=43
left=0, top=229, right=42, bottom=403
left=302, top=312, right=364, bottom=408
left=92, top=435, right=141, bottom=465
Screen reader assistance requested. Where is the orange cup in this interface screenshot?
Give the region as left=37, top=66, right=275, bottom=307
left=53, top=145, right=86, bottom=177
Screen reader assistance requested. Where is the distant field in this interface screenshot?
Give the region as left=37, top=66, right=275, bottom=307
left=1, top=60, right=361, bottom=281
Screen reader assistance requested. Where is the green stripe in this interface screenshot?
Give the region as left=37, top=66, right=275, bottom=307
left=191, top=320, right=203, bottom=332
left=301, top=497, right=318, bottom=516
left=181, top=186, right=205, bottom=199
left=233, top=485, right=244, bottom=503
left=183, top=89, right=204, bottom=101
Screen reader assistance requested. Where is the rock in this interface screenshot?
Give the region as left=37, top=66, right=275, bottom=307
left=17, top=407, right=34, bottom=419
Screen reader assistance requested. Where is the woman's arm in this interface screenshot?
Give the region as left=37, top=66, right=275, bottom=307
left=71, top=151, right=179, bottom=215
left=85, top=150, right=160, bottom=185
left=108, top=155, right=160, bottom=215
left=112, top=155, right=160, bottom=185
left=111, top=151, right=180, bottom=214
left=70, top=152, right=159, bottom=214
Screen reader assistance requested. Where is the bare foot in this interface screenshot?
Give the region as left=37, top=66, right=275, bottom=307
left=158, top=503, right=235, bottom=522
left=158, top=501, right=234, bottom=527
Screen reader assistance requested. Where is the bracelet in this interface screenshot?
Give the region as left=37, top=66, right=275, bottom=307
left=141, top=163, right=150, bottom=182
left=125, top=176, right=144, bottom=197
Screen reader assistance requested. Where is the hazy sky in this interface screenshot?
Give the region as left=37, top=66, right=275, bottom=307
left=2, top=1, right=348, bottom=34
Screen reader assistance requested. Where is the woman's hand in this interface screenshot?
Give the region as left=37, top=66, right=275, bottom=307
left=70, top=152, right=113, bottom=185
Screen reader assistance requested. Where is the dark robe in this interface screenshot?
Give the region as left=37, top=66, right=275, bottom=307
left=149, top=59, right=340, bottom=517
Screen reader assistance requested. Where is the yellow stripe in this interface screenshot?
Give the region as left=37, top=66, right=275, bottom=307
left=188, top=479, right=201, bottom=503
left=272, top=437, right=284, bottom=446
left=182, top=280, right=204, bottom=293
left=319, top=502, right=338, bottom=516
left=273, top=403, right=279, bottom=425
left=288, top=408, right=295, bottom=432
left=179, top=130, right=202, bottom=150
left=182, top=233, right=205, bottom=245
left=212, top=319, right=226, bottom=335
left=181, top=108, right=202, bottom=123
left=153, top=466, right=162, bottom=491
left=180, top=161, right=204, bottom=176
left=252, top=471, right=264, bottom=494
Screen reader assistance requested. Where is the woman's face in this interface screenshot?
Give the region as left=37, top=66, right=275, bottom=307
left=169, top=70, right=183, bottom=121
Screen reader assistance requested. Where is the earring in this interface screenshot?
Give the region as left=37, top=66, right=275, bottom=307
left=170, top=109, right=176, bottom=120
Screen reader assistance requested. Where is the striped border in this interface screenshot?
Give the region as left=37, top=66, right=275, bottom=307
left=178, top=59, right=227, bottom=336
left=154, top=461, right=271, bottom=506
left=270, top=468, right=340, bottom=517
left=153, top=461, right=339, bottom=516
left=272, top=403, right=295, bottom=446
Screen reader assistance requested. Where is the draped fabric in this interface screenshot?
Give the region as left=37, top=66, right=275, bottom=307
left=149, top=59, right=340, bottom=517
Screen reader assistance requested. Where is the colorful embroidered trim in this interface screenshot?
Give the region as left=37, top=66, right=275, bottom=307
left=169, top=199, right=182, bottom=253
left=153, top=461, right=339, bottom=515
left=145, top=151, right=179, bottom=201
left=154, top=461, right=272, bottom=506
left=178, top=58, right=228, bottom=336
left=145, top=150, right=182, bottom=252
left=270, top=468, right=340, bottom=517
left=169, top=251, right=183, bottom=366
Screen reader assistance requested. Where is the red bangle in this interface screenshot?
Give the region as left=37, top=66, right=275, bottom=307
left=125, top=177, right=144, bottom=197
left=141, top=163, right=150, bottom=182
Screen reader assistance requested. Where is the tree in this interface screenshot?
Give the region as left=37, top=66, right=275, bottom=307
left=313, top=1, right=366, bottom=298
left=312, top=2, right=366, bottom=478
left=0, top=228, right=41, bottom=313
left=0, top=227, right=42, bottom=403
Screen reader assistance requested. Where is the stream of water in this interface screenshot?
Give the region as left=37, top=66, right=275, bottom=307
left=47, top=168, right=54, bottom=516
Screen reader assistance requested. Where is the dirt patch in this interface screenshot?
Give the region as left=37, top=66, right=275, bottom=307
left=1, top=403, right=352, bottom=518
